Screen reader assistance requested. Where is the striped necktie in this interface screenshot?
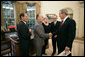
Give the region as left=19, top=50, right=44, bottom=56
left=60, top=20, right=63, bottom=27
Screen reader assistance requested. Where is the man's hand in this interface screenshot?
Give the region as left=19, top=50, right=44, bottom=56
left=29, top=29, right=32, bottom=33
left=49, top=33, right=52, bottom=39
left=65, top=46, right=70, bottom=51
left=54, top=35, right=57, bottom=38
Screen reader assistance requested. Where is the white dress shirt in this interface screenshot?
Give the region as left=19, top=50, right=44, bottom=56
left=21, top=20, right=27, bottom=24
left=54, top=21, right=57, bottom=25
left=63, top=16, right=68, bottom=23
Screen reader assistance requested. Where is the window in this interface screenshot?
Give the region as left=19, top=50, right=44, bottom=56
left=26, top=4, right=36, bottom=30
left=2, top=1, right=15, bottom=29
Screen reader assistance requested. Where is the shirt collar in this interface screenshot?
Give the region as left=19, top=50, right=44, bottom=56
left=54, top=21, right=57, bottom=24
left=63, top=16, right=68, bottom=22
left=37, top=21, right=42, bottom=25
left=21, top=20, right=27, bottom=24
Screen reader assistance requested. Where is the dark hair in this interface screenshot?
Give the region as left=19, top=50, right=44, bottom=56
left=36, top=14, right=39, bottom=19
left=20, top=13, right=25, bottom=19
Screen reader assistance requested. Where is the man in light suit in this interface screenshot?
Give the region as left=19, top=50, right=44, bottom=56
left=34, top=14, right=52, bottom=56
left=57, top=9, right=76, bottom=56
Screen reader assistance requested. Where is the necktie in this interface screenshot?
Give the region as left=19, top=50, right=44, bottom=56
left=60, top=20, right=63, bottom=27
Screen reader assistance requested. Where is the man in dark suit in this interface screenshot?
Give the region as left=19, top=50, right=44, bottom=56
left=50, top=15, right=61, bottom=56
left=57, top=9, right=76, bottom=56
left=17, top=13, right=32, bottom=56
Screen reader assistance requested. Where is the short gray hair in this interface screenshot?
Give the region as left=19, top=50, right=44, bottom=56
left=60, top=9, right=68, bottom=15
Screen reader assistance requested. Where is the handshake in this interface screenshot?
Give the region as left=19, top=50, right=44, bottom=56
left=48, top=33, right=58, bottom=39
left=49, top=33, right=53, bottom=39
left=29, top=29, right=32, bottom=33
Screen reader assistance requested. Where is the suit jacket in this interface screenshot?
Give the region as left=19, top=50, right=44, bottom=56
left=34, top=21, right=49, bottom=47
left=50, top=21, right=61, bottom=38
left=58, top=17, right=76, bottom=50
left=17, top=21, right=31, bottom=47
left=42, top=23, right=50, bottom=33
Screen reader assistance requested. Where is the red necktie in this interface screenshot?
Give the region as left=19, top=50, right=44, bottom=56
left=60, top=20, right=63, bottom=27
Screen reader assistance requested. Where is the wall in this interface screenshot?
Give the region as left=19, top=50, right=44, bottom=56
left=1, top=2, right=4, bottom=26
left=41, top=1, right=84, bottom=39
left=1, top=1, right=84, bottom=38
left=14, top=1, right=41, bottom=24
left=72, top=39, right=84, bottom=56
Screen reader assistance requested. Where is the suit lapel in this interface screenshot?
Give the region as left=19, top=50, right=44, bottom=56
left=21, top=21, right=28, bottom=29
left=60, top=18, right=69, bottom=28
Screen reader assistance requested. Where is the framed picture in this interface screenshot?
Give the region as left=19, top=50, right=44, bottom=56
left=46, top=14, right=56, bottom=19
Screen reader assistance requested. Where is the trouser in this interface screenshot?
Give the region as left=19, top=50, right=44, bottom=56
left=19, top=42, right=29, bottom=56
left=52, top=37, right=57, bottom=54
left=57, top=41, right=72, bottom=56
left=34, top=42, right=43, bottom=56
left=42, top=39, right=48, bottom=54
left=35, top=44, right=43, bottom=56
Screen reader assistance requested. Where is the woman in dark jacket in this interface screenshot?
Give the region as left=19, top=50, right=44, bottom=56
left=42, top=17, right=51, bottom=55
